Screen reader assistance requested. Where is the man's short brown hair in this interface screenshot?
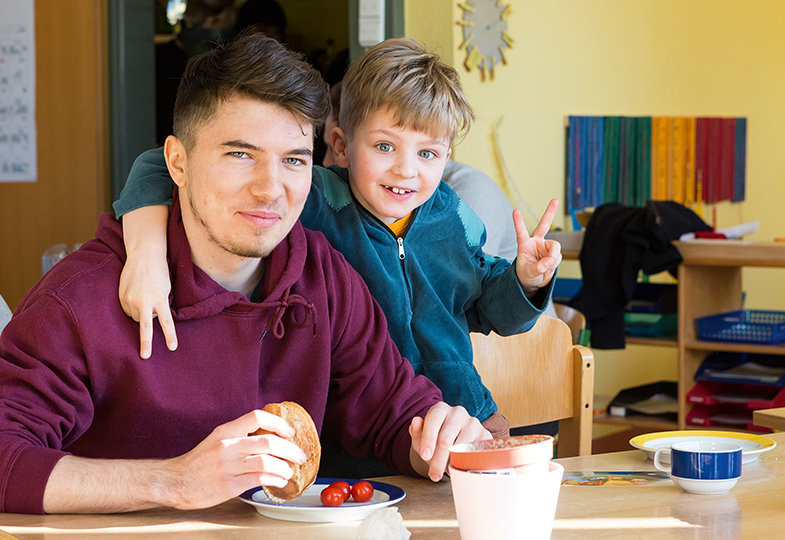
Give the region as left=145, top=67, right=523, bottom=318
left=173, top=33, right=330, bottom=149
left=339, top=38, right=473, bottom=143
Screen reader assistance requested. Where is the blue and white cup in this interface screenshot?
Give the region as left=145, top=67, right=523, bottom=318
left=654, top=440, right=742, bottom=495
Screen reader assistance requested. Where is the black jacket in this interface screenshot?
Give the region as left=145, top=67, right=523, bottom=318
left=579, top=201, right=711, bottom=348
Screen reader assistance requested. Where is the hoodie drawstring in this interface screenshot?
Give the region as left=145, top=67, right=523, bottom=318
left=258, top=287, right=317, bottom=342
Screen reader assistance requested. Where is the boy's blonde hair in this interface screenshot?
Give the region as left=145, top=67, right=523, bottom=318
left=339, top=38, right=474, bottom=143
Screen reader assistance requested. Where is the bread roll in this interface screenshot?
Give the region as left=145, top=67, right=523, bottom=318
left=252, top=401, right=321, bottom=503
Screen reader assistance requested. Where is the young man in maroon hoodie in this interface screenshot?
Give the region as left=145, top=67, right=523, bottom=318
left=0, top=33, right=489, bottom=514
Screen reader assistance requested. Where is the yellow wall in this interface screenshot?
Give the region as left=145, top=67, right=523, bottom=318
left=404, top=0, right=454, bottom=64
left=405, top=1, right=785, bottom=398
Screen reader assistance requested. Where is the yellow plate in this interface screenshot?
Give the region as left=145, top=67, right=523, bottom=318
left=629, top=430, right=776, bottom=464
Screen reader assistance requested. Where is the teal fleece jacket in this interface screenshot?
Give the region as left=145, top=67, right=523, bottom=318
left=114, top=148, right=554, bottom=421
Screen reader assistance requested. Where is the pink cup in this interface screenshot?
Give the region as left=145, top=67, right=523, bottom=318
left=449, top=461, right=564, bottom=540
left=449, top=435, right=554, bottom=474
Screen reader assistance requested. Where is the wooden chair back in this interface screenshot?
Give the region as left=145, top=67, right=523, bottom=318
left=471, top=315, right=594, bottom=457
left=553, top=302, right=587, bottom=345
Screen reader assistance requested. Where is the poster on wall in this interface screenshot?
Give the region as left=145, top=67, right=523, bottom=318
left=0, top=0, right=36, bottom=183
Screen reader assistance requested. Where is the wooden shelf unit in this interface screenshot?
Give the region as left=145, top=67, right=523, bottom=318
left=563, top=241, right=785, bottom=432
left=676, top=241, right=785, bottom=428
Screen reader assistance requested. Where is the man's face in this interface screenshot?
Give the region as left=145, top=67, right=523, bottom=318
left=333, top=107, right=450, bottom=226
left=170, top=96, right=313, bottom=263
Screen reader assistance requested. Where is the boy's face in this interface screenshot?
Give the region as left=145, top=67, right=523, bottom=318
left=333, top=107, right=451, bottom=226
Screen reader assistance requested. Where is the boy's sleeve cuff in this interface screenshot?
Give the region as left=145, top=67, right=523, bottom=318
left=509, top=261, right=557, bottom=312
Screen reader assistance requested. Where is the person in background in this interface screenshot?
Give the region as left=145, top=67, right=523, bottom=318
left=0, top=33, right=489, bottom=515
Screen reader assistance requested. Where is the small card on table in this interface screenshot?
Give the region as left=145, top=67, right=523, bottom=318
left=562, top=471, right=671, bottom=486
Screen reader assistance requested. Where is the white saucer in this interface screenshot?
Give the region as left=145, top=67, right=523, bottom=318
left=671, top=475, right=740, bottom=495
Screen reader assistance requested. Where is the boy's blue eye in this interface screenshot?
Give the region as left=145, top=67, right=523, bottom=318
left=377, top=143, right=393, bottom=153
left=419, top=150, right=436, bottom=160
left=229, top=151, right=249, bottom=159
left=284, top=157, right=306, bottom=166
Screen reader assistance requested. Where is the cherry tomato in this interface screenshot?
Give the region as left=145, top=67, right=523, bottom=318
left=320, top=486, right=345, bottom=507
left=329, top=480, right=351, bottom=502
left=351, top=480, right=374, bottom=503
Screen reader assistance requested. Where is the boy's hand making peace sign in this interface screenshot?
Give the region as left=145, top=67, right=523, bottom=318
left=512, top=199, right=562, bottom=295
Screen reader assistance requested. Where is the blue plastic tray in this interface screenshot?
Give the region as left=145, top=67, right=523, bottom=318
left=696, top=310, right=785, bottom=345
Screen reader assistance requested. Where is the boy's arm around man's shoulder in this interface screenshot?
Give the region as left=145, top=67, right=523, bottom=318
left=113, top=146, right=174, bottom=218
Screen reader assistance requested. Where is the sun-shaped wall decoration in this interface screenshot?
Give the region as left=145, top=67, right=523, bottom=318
left=457, top=0, right=513, bottom=81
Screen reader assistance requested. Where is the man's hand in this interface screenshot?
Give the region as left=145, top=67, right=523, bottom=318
left=118, top=205, right=178, bottom=358
left=43, top=410, right=307, bottom=513
left=409, top=402, right=491, bottom=482
left=513, top=200, right=562, bottom=295
left=163, top=410, right=307, bottom=509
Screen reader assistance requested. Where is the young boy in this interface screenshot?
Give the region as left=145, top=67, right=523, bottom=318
left=113, top=38, right=561, bottom=440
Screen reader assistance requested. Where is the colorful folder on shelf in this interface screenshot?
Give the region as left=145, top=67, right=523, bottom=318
left=603, top=116, right=621, bottom=204
left=650, top=117, right=669, bottom=201
left=684, top=117, right=697, bottom=206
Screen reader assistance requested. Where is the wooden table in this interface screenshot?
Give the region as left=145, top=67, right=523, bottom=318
left=753, top=407, right=785, bottom=430
left=2, top=432, right=783, bottom=539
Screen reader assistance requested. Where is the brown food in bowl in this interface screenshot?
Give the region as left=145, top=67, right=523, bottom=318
left=252, top=401, right=321, bottom=503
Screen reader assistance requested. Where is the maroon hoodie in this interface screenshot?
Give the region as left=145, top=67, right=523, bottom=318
left=0, top=199, right=441, bottom=514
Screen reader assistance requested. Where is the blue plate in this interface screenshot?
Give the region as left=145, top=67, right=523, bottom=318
left=239, top=477, right=406, bottom=523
